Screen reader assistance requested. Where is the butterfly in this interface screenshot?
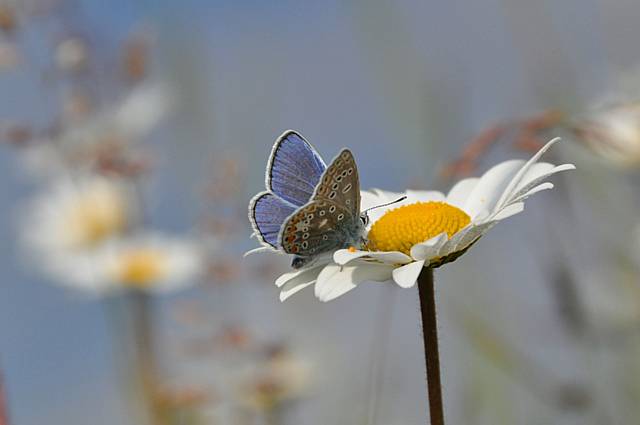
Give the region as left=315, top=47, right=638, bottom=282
left=248, top=130, right=367, bottom=269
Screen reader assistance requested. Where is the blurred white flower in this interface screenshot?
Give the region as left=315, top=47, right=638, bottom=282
left=573, top=101, right=640, bottom=168
left=55, top=38, right=89, bottom=73
left=20, top=83, right=171, bottom=179
left=236, top=347, right=313, bottom=411
left=39, top=233, right=204, bottom=295
left=277, top=139, right=575, bottom=302
left=21, top=176, right=132, bottom=254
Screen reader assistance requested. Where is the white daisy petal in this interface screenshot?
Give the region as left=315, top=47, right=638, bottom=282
left=392, top=260, right=426, bottom=288
left=490, top=201, right=525, bottom=221
left=365, top=251, right=414, bottom=264
left=405, top=190, right=445, bottom=203
left=511, top=183, right=554, bottom=204
left=440, top=224, right=473, bottom=254
left=365, top=191, right=416, bottom=225
left=515, top=162, right=556, bottom=189
left=275, top=264, right=325, bottom=288
left=334, top=249, right=412, bottom=266
left=508, top=164, right=575, bottom=204
left=446, top=178, right=480, bottom=208
left=463, top=160, right=525, bottom=219
left=494, top=137, right=561, bottom=210
left=450, top=221, right=495, bottom=253
left=366, top=188, right=404, bottom=203
left=361, top=190, right=383, bottom=211
left=314, top=263, right=394, bottom=302
left=333, top=249, right=371, bottom=265
left=314, top=265, right=358, bottom=302
left=280, top=280, right=316, bottom=302
left=410, top=233, right=448, bottom=261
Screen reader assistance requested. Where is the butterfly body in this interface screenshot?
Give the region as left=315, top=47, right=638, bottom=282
left=249, top=131, right=366, bottom=269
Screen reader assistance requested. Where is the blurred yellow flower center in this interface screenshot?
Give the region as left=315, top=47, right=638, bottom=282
left=66, top=191, right=126, bottom=247
left=116, top=249, right=167, bottom=287
left=367, top=202, right=470, bottom=255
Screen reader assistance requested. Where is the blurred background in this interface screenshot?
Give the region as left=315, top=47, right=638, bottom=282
left=1, top=0, right=640, bottom=424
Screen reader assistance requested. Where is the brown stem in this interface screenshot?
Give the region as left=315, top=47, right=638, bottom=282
left=0, top=370, right=9, bottom=425
left=417, top=268, right=444, bottom=425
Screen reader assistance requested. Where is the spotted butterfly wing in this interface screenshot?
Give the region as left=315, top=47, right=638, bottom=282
left=249, top=130, right=326, bottom=251
left=312, top=149, right=360, bottom=217
left=280, top=149, right=364, bottom=259
left=249, top=192, right=297, bottom=248
left=279, top=200, right=356, bottom=257
left=266, top=130, right=326, bottom=207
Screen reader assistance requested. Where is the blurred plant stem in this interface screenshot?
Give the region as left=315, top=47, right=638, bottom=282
left=234, top=407, right=256, bottom=425
left=106, top=291, right=164, bottom=425
left=0, top=370, right=8, bottom=425
left=364, top=285, right=396, bottom=425
left=264, top=405, right=285, bottom=425
left=130, top=291, right=164, bottom=425
left=417, top=268, right=445, bottom=425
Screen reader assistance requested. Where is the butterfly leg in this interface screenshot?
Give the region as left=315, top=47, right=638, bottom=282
left=291, top=255, right=314, bottom=269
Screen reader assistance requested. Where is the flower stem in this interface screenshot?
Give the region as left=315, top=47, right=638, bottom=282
left=417, top=268, right=445, bottom=425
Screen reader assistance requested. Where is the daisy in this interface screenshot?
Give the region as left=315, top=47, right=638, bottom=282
left=277, top=138, right=575, bottom=302
left=43, top=233, right=204, bottom=295
left=21, top=175, right=132, bottom=254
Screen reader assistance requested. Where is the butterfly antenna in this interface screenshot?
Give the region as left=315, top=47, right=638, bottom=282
left=363, top=196, right=407, bottom=214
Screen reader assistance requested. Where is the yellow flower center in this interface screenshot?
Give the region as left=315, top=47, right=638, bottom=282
left=367, top=202, right=470, bottom=255
left=66, top=191, right=126, bottom=247
left=115, top=249, right=167, bottom=288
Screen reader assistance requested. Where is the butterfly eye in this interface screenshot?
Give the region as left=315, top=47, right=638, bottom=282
left=360, top=214, right=369, bottom=226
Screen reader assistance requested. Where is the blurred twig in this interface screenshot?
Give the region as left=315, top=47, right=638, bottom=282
left=439, top=109, right=566, bottom=182
left=0, top=371, right=8, bottom=425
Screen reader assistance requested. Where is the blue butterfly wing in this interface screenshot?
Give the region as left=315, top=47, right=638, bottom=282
left=249, top=191, right=297, bottom=249
left=266, top=130, right=326, bottom=206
